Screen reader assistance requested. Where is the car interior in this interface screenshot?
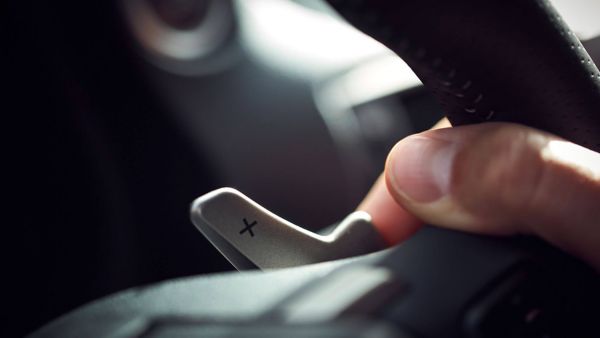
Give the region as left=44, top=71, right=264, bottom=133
left=6, top=0, right=600, bottom=337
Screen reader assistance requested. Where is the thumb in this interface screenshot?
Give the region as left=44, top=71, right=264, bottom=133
left=385, top=122, right=600, bottom=270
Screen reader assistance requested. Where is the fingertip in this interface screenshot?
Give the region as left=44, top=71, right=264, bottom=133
left=357, top=175, right=422, bottom=245
left=382, top=127, right=482, bottom=232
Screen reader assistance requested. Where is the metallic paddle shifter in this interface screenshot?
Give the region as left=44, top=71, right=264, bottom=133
left=191, top=188, right=386, bottom=270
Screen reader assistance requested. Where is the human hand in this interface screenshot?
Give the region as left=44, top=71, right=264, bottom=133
left=358, top=120, right=600, bottom=271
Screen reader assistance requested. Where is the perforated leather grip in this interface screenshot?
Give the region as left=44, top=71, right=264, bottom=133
left=327, top=0, right=600, bottom=152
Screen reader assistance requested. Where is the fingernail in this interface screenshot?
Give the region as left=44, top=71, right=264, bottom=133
left=387, top=135, right=455, bottom=203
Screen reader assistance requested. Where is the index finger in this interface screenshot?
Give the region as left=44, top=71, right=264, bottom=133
left=357, top=118, right=451, bottom=245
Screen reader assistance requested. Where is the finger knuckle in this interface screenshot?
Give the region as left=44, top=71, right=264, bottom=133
left=452, top=124, right=548, bottom=221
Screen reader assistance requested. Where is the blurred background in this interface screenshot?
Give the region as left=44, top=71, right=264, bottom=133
left=4, top=0, right=599, bottom=336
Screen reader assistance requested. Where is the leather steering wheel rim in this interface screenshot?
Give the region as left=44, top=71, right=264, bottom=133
left=327, top=0, right=600, bottom=152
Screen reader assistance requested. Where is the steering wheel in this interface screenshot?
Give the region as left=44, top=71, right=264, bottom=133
left=31, top=1, right=600, bottom=337
left=330, top=0, right=600, bottom=151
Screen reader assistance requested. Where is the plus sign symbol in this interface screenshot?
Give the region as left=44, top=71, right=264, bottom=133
left=239, top=218, right=257, bottom=237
